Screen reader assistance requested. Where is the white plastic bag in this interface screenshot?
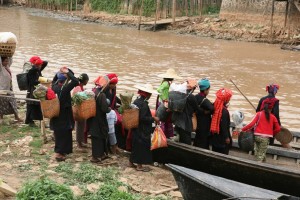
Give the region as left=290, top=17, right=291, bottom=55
left=169, top=82, right=187, bottom=94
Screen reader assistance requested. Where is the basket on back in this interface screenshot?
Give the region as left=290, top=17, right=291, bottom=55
left=122, top=108, right=139, bottom=130
left=73, top=99, right=96, bottom=121
left=0, top=43, right=16, bottom=57
left=168, top=91, right=188, bottom=112
left=40, top=98, right=60, bottom=119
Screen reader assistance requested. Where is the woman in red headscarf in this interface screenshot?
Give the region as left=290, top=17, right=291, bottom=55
left=210, top=88, right=233, bottom=155
left=242, top=98, right=281, bottom=162
left=25, top=56, right=48, bottom=126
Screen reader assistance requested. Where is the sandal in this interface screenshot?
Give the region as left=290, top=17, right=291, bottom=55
left=136, top=167, right=151, bottom=172
left=90, top=158, right=102, bottom=163
left=55, top=157, right=66, bottom=162
left=101, top=155, right=111, bottom=161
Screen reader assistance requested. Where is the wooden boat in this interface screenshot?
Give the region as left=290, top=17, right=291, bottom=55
left=152, top=140, right=300, bottom=196
left=167, top=164, right=299, bottom=200
left=281, top=44, right=300, bottom=51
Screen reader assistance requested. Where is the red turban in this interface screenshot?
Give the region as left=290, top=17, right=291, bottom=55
left=210, top=88, right=233, bottom=134
left=106, top=73, right=118, bottom=84
left=29, top=56, right=40, bottom=64
left=34, top=58, right=43, bottom=65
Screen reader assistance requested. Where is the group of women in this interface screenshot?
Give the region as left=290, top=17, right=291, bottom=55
left=0, top=55, right=282, bottom=168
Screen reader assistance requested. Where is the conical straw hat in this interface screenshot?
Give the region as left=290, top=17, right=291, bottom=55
left=157, top=68, right=181, bottom=79
left=134, top=84, right=158, bottom=95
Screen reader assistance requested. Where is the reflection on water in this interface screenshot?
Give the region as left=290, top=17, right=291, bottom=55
left=1, top=7, right=300, bottom=130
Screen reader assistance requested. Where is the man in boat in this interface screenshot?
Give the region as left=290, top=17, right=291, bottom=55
left=210, top=88, right=233, bottom=155
left=194, top=78, right=214, bottom=149
left=256, top=84, right=291, bottom=148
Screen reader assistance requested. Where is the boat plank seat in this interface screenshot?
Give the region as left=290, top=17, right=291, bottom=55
left=232, top=140, right=300, bottom=163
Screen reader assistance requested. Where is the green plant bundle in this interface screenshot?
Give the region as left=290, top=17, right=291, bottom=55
left=17, top=177, right=74, bottom=200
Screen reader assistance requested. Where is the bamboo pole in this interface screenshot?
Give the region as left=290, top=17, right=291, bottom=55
left=185, top=0, right=188, bottom=16
left=229, top=79, right=256, bottom=111
left=138, top=0, right=144, bottom=30
left=154, top=0, right=161, bottom=31
left=270, top=0, right=275, bottom=41
left=0, top=95, right=40, bottom=102
left=284, top=0, right=289, bottom=27
left=172, top=0, right=176, bottom=25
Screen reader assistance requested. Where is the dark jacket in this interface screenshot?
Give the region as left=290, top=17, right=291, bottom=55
left=87, top=88, right=111, bottom=138
left=195, top=94, right=214, bottom=135
left=26, top=61, right=48, bottom=105
left=50, top=72, right=79, bottom=131
left=256, top=94, right=280, bottom=125
left=172, top=93, right=199, bottom=132
left=104, top=88, right=121, bottom=109
left=211, top=107, right=232, bottom=148
left=133, top=96, right=154, bottom=137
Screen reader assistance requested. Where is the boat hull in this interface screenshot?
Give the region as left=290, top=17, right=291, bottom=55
left=152, top=140, right=300, bottom=196
left=167, top=164, right=298, bottom=200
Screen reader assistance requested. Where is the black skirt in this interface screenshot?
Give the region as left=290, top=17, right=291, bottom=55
left=54, top=129, right=73, bottom=154
left=130, top=129, right=152, bottom=164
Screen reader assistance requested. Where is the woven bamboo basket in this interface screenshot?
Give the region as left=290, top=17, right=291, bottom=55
left=192, top=113, right=197, bottom=132
left=275, top=127, right=293, bottom=144
left=122, top=108, right=139, bottom=130
left=73, top=99, right=96, bottom=121
left=0, top=42, right=16, bottom=57
left=40, top=98, right=60, bottom=119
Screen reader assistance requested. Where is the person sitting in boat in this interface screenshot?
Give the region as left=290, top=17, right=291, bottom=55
left=172, top=79, right=198, bottom=145
left=194, top=78, right=214, bottom=149
left=0, top=56, right=22, bottom=123
left=156, top=68, right=181, bottom=138
left=25, top=56, right=48, bottom=126
left=242, top=98, right=281, bottom=162
left=129, top=84, right=159, bottom=172
left=210, top=88, right=233, bottom=155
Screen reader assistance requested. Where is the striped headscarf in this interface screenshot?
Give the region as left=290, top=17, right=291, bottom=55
left=210, top=88, right=233, bottom=134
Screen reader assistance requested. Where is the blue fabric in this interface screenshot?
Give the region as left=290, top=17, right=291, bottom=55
left=57, top=73, right=67, bottom=81
left=198, top=78, right=210, bottom=91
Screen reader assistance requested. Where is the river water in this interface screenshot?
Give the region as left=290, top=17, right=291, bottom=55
left=1, top=7, right=300, bottom=131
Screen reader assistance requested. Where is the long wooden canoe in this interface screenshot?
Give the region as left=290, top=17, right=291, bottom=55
left=167, top=164, right=299, bottom=200
left=152, top=140, right=300, bottom=196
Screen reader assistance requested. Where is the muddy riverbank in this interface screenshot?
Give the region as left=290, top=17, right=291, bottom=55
left=3, top=4, right=299, bottom=44
left=18, top=6, right=299, bottom=44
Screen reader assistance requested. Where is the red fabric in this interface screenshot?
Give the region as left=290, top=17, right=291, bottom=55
left=72, top=85, right=84, bottom=96
left=242, top=111, right=281, bottom=137
left=94, top=76, right=109, bottom=86
left=266, top=84, right=279, bottom=93
left=138, top=90, right=151, bottom=98
left=210, top=88, right=233, bottom=134
left=46, top=88, right=56, bottom=100
left=29, top=56, right=40, bottom=64
left=34, top=58, right=43, bottom=65
left=260, top=97, right=278, bottom=110
left=106, top=73, right=118, bottom=84
left=126, top=129, right=132, bottom=151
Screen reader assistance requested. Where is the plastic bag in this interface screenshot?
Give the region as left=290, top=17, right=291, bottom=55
left=151, top=126, right=168, bottom=150
left=169, top=82, right=187, bottom=94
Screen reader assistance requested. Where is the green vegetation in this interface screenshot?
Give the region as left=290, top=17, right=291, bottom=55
left=90, top=0, right=122, bottom=13
left=16, top=177, right=74, bottom=200
left=202, top=6, right=220, bottom=15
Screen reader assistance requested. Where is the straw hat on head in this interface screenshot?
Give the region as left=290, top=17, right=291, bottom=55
left=157, top=68, right=181, bottom=79
left=134, top=84, right=158, bottom=95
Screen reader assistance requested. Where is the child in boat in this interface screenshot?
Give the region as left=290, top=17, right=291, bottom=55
left=242, top=98, right=281, bottom=162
